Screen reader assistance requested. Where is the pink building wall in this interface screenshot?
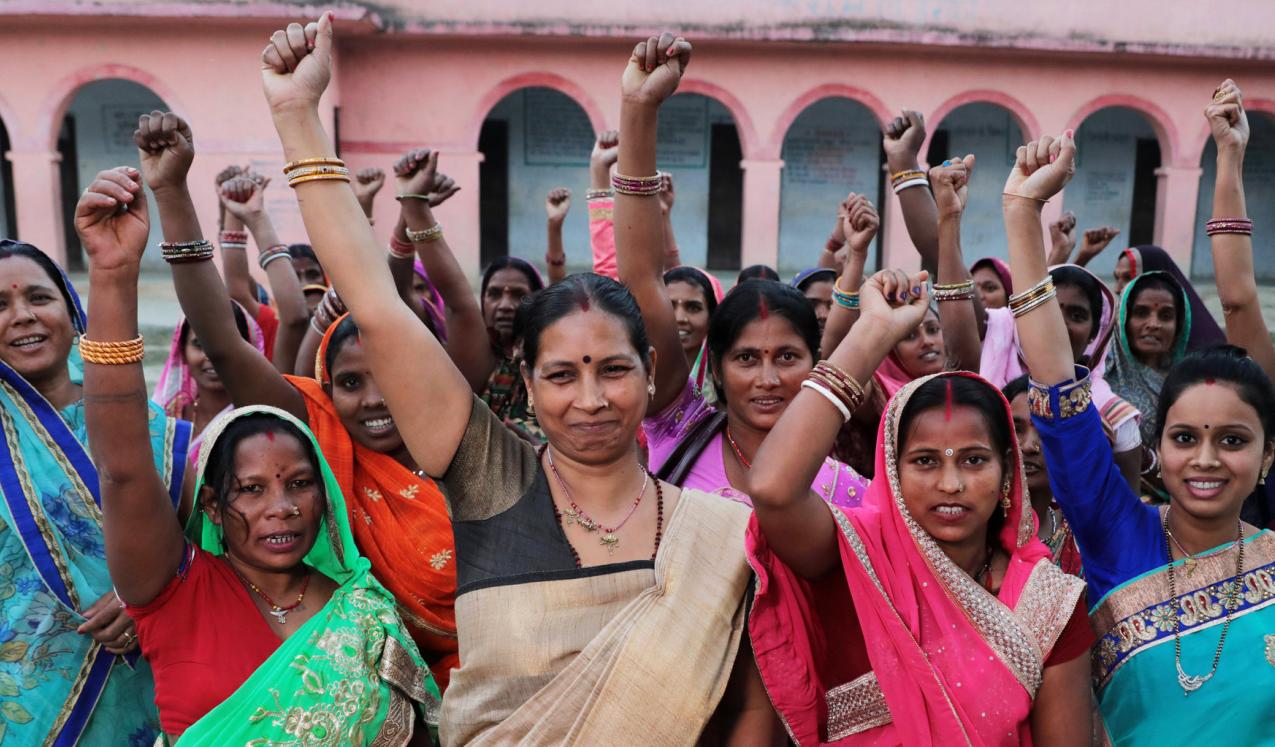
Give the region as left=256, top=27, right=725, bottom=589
left=2, top=0, right=1275, bottom=280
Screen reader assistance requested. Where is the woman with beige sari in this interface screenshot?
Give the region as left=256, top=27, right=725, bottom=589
left=258, top=16, right=780, bottom=745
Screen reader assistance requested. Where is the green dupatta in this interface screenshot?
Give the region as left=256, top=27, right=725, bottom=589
left=176, top=406, right=440, bottom=745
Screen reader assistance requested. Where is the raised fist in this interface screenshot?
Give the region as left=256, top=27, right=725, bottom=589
left=1077, top=226, right=1121, bottom=265
left=545, top=188, right=572, bottom=223
left=883, top=111, right=926, bottom=169
left=1047, top=211, right=1077, bottom=265
left=75, top=167, right=149, bottom=274
left=621, top=33, right=692, bottom=107
left=591, top=130, right=620, bottom=170
left=261, top=14, right=331, bottom=115
left=1206, top=79, right=1248, bottom=153
left=658, top=172, right=675, bottom=215
left=1003, top=133, right=1076, bottom=204
left=839, top=194, right=879, bottom=256
left=133, top=111, right=194, bottom=191
left=353, top=167, right=386, bottom=204
left=928, top=155, right=976, bottom=219
left=860, top=268, right=932, bottom=346
left=394, top=149, right=461, bottom=207
left=215, top=164, right=246, bottom=187
left=219, top=175, right=269, bottom=222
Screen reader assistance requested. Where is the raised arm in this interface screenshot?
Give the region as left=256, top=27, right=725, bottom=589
left=883, top=111, right=939, bottom=277
left=1073, top=225, right=1120, bottom=268
left=818, top=194, right=877, bottom=357
left=544, top=187, right=571, bottom=284
left=1205, top=79, right=1275, bottom=376
left=614, top=33, right=694, bottom=415
left=748, top=269, right=929, bottom=578
left=221, top=175, right=310, bottom=373
left=588, top=130, right=621, bottom=279
left=1046, top=211, right=1077, bottom=267
left=658, top=172, right=681, bottom=270
left=75, top=167, right=184, bottom=606
left=928, top=156, right=983, bottom=371
left=392, top=149, right=496, bottom=394
left=135, top=112, right=305, bottom=418
left=389, top=169, right=460, bottom=326
left=352, top=166, right=385, bottom=223
left=261, top=15, right=472, bottom=476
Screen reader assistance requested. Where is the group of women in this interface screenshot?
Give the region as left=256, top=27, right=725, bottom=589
left=2, top=12, right=1273, bottom=746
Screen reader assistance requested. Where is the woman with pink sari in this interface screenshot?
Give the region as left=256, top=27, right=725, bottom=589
left=744, top=267, right=1091, bottom=745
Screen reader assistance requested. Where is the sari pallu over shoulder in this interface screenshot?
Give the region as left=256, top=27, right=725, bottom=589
left=441, top=488, right=753, bottom=747
left=1088, top=528, right=1275, bottom=746
left=173, top=405, right=440, bottom=746
left=0, top=249, right=191, bottom=747
left=746, top=372, right=1085, bottom=746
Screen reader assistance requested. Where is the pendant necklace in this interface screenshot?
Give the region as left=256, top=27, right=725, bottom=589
left=546, top=447, right=650, bottom=554
left=232, top=564, right=312, bottom=625
left=1162, top=506, right=1244, bottom=694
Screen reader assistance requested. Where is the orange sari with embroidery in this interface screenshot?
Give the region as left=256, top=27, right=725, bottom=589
left=285, top=327, right=458, bottom=688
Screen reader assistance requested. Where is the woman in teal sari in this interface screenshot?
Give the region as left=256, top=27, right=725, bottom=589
left=0, top=237, right=191, bottom=745
left=1001, top=127, right=1275, bottom=745
left=73, top=166, right=439, bottom=744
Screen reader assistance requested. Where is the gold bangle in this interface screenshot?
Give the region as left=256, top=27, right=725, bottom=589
left=79, top=336, right=145, bottom=365
left=283, top=157, right=344, bottom=173
left=1007, top=277, right=1054, bottom=312
left=405, top=223, right=443, bottom=243
left=285, top=164, right=350, bottom=181
left=287, top=173, right=352, bottom=189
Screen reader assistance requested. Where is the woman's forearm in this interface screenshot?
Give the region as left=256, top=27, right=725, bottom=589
left=1004, top=198, right=1073, bottom=385
left=935, top=215, right=981, bottom=370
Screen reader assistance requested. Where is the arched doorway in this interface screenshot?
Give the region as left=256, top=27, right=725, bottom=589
left=658, top=93, right=742, bottom=271
left=1192, top=111, right=1275, bottom=281
left=926, top=102, right=1026, bottom=263
left=778, top=97, right=883, bottom=275
left=0, top=114, right=15, bottom=237
left=1062, top=106, right=1163, bottom=277
left=477, top=87, right=594, bottom=268
left=57, top=78, right=167, bottom=270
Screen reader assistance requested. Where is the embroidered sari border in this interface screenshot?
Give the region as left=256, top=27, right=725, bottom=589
left=825, top=671, right=891, bottom=740
left=1092, top=548, right=1275, bottom=689
left=43, top=642, right=112, bottom=747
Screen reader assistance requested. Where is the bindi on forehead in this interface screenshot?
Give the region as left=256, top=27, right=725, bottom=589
left=582, top=355, right=592, bottom=364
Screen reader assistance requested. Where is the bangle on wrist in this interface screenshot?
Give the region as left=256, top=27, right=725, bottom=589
left=79, top=335, right=145, bottom=365
left=932, top=279, right=976, bottom=303
left=1205, top=217, right=1252, bottom=236
left=161, top=240, right=214, bottom=264
left=405, top=223, right=443, bottom=243
left=257, top=244, right=292, bottom=270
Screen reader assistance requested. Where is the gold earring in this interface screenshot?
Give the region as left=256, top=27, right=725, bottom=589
left=1000, top=478, right=1012, bottom=514
left=526, top=392, right=535, bottom=416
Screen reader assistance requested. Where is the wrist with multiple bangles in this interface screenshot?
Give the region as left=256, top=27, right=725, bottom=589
left=79, top=335, right=145, bottom=365
left=405, top=223, right=443, bottom=243
left=890, top=169, right=928, bottom=195
left=1008, top=276, right=1056, bottom=318
left=833, top=279, right=860, bottom=309
left=611, top=172, right=664, bottom=197
left=932, top=279, right=976, bottom=303
left=1206, top=217, right=1252, bottom=236
left=257, top=244, right=292, bottom=271
left=801, top=361, right=866, bottom=424
left=160, top=240, right=214, bottom=264
left=284, top=157, right=349, bottom=188
left=218, top=229, right=248, bottom=251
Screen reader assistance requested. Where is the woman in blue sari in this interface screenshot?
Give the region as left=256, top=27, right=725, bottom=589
left=0, top=237, right=192, bottom=745
left=999, top=124, right=1275, bottom=745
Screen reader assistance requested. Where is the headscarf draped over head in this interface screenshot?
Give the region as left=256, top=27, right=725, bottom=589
left=746, top=372, right=1084, bottom=745
left=286, top=314, right=459, bottom=686
left=790, top=267, right=837, bottom=293
left=1122, top=246, right=1225, bottom=350
left=152, top=304, right=265, bottom=421
left=970, top=256, right=1014, bottom=298
left=181, top=405, right=440, bottom=744
left=1108, top=270, right=1193, bottom=446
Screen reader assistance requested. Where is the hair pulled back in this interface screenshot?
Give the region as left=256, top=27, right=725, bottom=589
left=707, top=281, right=820, bottom=403
left=514, top=273, right=650, bottom=370
left=1157, top=345, right=1275, bottom=442
left=663, top=266, right=718, bottom=317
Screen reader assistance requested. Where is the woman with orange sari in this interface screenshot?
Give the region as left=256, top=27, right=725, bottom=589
left=134, top=110, right=459, bottom=687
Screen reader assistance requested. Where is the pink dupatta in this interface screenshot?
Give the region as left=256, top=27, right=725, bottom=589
left=746, top=371, right=1084, bottom=745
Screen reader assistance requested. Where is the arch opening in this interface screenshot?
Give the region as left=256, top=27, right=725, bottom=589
left=1062, top=106, right=1162, bottom=276
left=57, top=78, right=167, bottom=270
left=926, top=102, right=1026, bottom=264
left=778, top=96, right=883, bottom=276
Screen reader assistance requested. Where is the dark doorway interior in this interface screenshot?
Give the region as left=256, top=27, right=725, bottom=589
left=57, top=116, right=83, bottom=271
left=478, top=119, right=510, bottom=268
left=1128, top=137, right=1162, bottom=246
left=706, top=123, right=743, bottom=270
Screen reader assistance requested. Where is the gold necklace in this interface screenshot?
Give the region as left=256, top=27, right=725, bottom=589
left=1162, top=506, right=1244, bottom=694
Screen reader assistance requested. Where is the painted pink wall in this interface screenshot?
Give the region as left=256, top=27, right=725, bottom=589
left=2, top=2, right=1275, bottom=279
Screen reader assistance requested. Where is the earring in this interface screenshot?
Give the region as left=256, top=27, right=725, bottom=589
left=526, top=392, right=535, bottom=416
left=1262, top=467, right=1270, bottom=486
left=647, top=381, right=656, bottom=397
left=1000, top=478, right=1012, bottom=514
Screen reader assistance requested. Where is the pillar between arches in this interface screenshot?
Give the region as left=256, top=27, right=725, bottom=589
left=740, top=158, right=782, bottom=270
left=6, top=149, right=63, bottom=263
left=1153, top=165, right=1203, bottom=267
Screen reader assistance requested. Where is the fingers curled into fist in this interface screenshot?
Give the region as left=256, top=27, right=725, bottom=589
left=220, top=175, right=257, bottom=204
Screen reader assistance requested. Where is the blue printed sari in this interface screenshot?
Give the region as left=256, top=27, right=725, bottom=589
left=0, top=261, right=192, bottom=746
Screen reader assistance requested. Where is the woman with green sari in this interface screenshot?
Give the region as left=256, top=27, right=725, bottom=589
left=1002, top=123, right=1275, bottom=745
left=74, top=166, right=439, bottom=744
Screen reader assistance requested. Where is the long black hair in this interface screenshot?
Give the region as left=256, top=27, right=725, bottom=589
left=514, top=273, right=649, bottom=369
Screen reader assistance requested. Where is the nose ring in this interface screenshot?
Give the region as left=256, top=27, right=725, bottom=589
left=956, top=483, right=966, bottom=493
left=290, top=506, right=301, bottom=517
